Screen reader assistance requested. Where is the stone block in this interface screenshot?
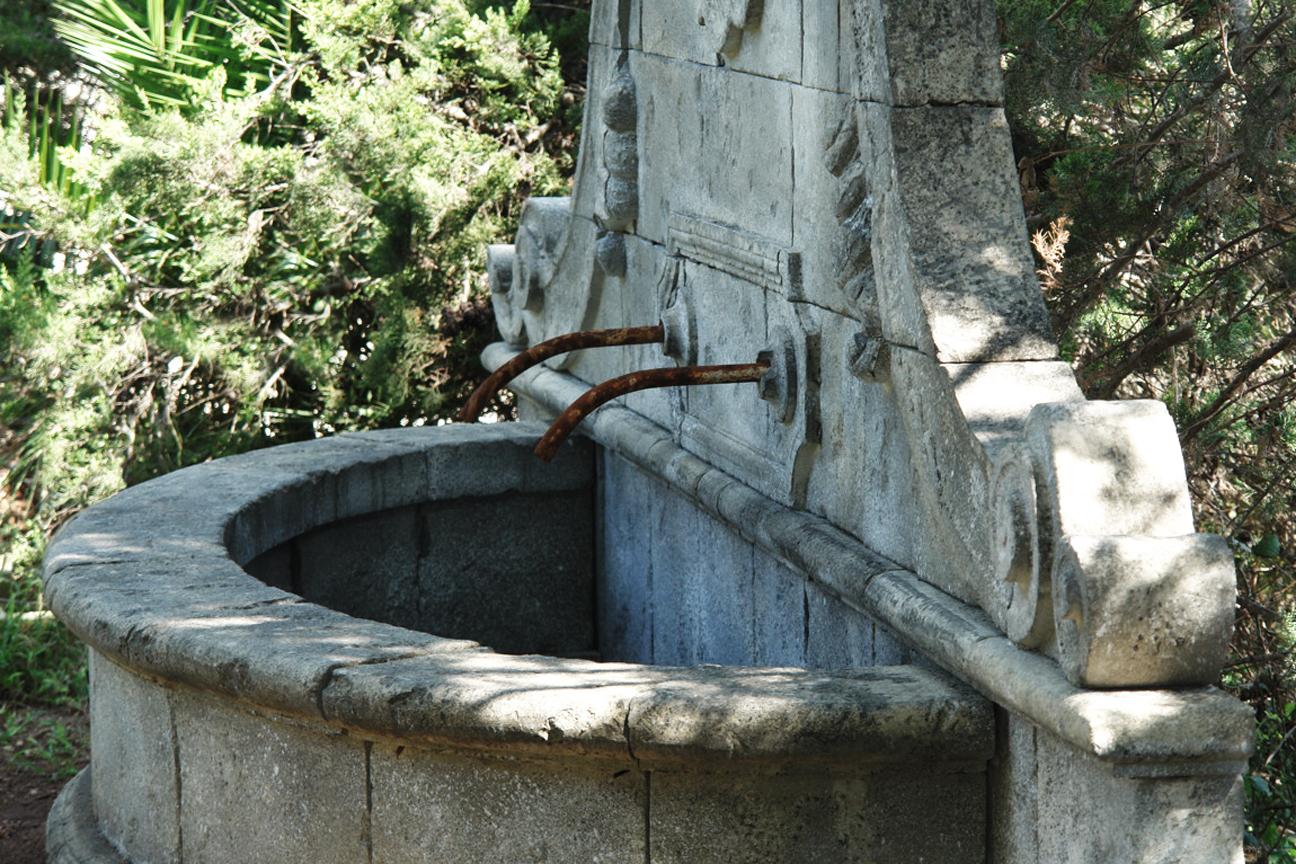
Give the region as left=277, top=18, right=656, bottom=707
left=641, top=0, right=801, bottom=83
left=320, top=650, right=651, bottom=758
left=1033, top=726, right=1245, bottom=863
left=1053, top=534, right=1236, bottom=688
left=751, top=548, right=806, bottom=666
left=597, top=450, right=656, bottom=664
left=89, top=652, right=180, bottom=864
left=990, top=709, right=1041, bottom=864
left=791, top=88, right=873, bottom=319
left=632, top=52, right=794, bottom=248
left=804, top=309, right=917, bottom=569
left=370, top=746, right=646, bottom=864
left=884, top=105, right=1055, bottom=362
left=296, top=507, right=420, bottom=630
left=628, top=664, right=993, bottom=767
left=804, top=582, right=875, bottom=669
left=650, top=484, right=757, bottom=666
left=589, top=0, right=638, bottom=49
left=872, top=622, right=911, bottom=666
left=172, top=690, right=369, bottom=864
left=803, top=0, right=866, bottom=94
left=415, top=490, right=595, bottom=655
left=649, top=765, right=987, bottom=863
left=875, top=0, right=1003, bottom=106
left=52, top=558, right=473, bottom=719
left=45, top=768, right=129, bottom=864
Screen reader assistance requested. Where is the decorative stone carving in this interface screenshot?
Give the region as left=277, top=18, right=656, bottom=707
left=599, top=61, right=638, bottom=232
left=667, top=212, right=798, bottom=294
left=483, top=6, right=1249, bottom=857
left=710, top=0, right=763, bottom=59
left=1053, top=534, right=1236, bottom=687
left=658, top=257, right=696, bottom=366
left=824, top=106, right=876, bottom=318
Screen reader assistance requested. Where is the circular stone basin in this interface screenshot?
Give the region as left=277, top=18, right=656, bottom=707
left=43, top=423, right=992, bottom=864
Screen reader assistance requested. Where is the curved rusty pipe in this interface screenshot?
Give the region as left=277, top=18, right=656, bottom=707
left=533, top=361, right=771, bottom=462
left=459, top=324, right=666, bottom=422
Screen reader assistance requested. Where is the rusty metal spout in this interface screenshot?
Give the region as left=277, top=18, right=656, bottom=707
left=533, top=361, right=771, bottom=462
left=459, top=324, right=666, bottom=422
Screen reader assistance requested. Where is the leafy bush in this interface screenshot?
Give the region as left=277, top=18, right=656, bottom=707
left=0, top=0, right=583, bottom=716
left=1000, top=2, right=1296, bottom=858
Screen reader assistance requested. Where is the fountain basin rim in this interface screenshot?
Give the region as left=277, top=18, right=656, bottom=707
left=42, top=422, right=993, bottom=769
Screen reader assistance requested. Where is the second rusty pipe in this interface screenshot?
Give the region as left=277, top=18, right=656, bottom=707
left=533, top=361, right=771, bottom=462
left=459, top=324, right=666, bottom=422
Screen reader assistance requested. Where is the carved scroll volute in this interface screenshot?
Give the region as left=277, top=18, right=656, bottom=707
left=491, top=196, right=572, bottom=346
left=988, top=399, right=1237, bottom=687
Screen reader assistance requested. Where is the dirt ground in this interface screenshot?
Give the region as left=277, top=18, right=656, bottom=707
left=0, top=761, right=67, bottom=864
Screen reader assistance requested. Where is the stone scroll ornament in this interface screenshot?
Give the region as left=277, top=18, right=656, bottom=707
left=487, top=39, right=638, bottom=360
left=487, top=0, right=1236, bottom=691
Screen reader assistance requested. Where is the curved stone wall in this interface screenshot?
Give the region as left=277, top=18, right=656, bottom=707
left=45, top=423, right=994, bottom=864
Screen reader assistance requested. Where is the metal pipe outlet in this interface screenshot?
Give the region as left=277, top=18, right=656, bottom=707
left=459, top=324, right=666, bottom=422
left=532, top=361, right=770, bottom=462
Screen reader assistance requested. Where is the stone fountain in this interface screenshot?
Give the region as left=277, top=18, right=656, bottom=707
left=46, top=2, right=1251, bottom=863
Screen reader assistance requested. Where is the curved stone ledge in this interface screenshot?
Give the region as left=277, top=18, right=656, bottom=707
left=484, top=343, right=1255, bottom=773
left=46, top=770, right=126, bottom=864
left=44, top=422, right=991, bottom=768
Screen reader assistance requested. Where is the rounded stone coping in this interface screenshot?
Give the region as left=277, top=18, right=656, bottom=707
left=484, top=344, right=1257, bottom=772
left=43, top=422, right=992, bottom=769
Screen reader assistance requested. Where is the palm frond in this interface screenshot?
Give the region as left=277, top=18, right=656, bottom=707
left=52, top=0, right=297, bottom=111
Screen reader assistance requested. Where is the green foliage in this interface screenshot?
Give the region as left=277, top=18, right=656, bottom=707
left=1002, top=2, right=1296, bottom=856
left=0, top=702, right=87, bottom=779
left=53, top=0, right=296, bottom=110
left=0, top=0, right=582, bottom=766
left=0, top=0, right=78, bottom=81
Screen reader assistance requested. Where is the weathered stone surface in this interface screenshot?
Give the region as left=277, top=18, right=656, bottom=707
left=596, top=449, right=654, bottom=664
left=296, top=508, right=420, bottom=629
left=320, top=650, right=645, bottom=758
left=172, top=690, right=369, bottom=864
left=1026, top=400, right=1196, bottom=542
left=89, top=652, right=180, bottom=864
left=370, top=746, right=645, bottom=864
left=989, top=710, right=1041, bottom=864
left=632, top=52, right=793, bottom=248
left=588, top=0, right=637, bottom=50
left=45, top=769, right=129, bottom=864
left=47, top=555, right=474, bottom=720
left=804, top=581, right=875, bottom=669
left=650, top=481, right=756, bottom=666
left=804, top=310, right=917, bottom=568
left=627, top=664, right=993, bottom=767
left=1033, top=726, right=1245, bottom=863
left=1053, top=534, right=1236, bottom=688
left=649, top=765, right=987, bottom=863
left=751, top=547, right=806, bottom=667
left=882, top=106, right=1055, bottom=362
left=641, top=0, right=801, bottom=83
left=871, top=0, right=1004, bottom=106
left=415, top=490, right=595, bottom=654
